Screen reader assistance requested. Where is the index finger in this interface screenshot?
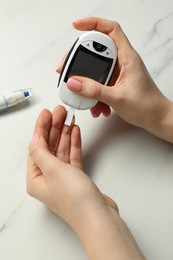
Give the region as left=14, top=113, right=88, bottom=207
left=73, top=17, right=133, bottom=51
left=33, top=109, right=52, bottom=142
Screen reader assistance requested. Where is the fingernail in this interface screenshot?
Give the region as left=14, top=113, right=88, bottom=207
left=67, top=78, right=82, bottom=92
left=31, top=134, right=40, bottom=144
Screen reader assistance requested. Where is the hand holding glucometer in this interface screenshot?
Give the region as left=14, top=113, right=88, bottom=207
left=57, top=31, right=117, bottom=125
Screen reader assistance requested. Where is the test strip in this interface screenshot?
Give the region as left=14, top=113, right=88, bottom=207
left=64, top=106, right=76, bottom=126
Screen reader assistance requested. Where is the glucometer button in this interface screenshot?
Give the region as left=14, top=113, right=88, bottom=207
left=93, top=41, right=107, bottom=52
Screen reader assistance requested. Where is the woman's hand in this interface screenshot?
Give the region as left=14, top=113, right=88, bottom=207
left=27, top=105, right=144, bottom=259
left=57, top=17, right=173, bottom=143
left=27, top=105, right=118, bottom=228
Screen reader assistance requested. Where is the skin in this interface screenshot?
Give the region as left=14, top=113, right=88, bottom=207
left=27, top=105, right=145, bottom=259
left=27, top=16, right=173, bottom=259
left=57, top=17, right=173, bottom=143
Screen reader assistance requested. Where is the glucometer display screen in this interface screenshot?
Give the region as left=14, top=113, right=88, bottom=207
left=64, top=45, right=113, bottom=84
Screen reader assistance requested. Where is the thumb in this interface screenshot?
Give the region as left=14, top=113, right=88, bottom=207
left=67, top=77, right=114, bottom=105
left=29, top=134, right=59, bottom=175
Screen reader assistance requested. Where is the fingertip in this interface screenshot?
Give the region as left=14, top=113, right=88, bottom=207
left=39, top=108, right=51, bottom=117
left=101, top=106, right=111, bottom=118
left=52, top=105, right=67, bottom=127
left=90, top=102, right=111, bottom=118
left=56, top=64, right=61, bottom=73
left=38, top=108, right=52, bottom=122
left=72, top=124, right=81, bottom=134
left=34, top=109, right=52, bottom=141
left=71, top=124, right=82, bottom=149
left=72, top=18, right=83, bottom=27
left=53, top=104, right=66, bottom=114
left=72, top=124, right=81, bottom=138
left=56, top=54, right=68, bottom=73
left=90, top=107, right=101, bottom=118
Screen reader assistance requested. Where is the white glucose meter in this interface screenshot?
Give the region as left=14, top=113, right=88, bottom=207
left=58, top=31, right=117, bottom=125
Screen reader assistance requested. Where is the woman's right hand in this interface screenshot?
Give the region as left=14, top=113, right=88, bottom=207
left=57, top=17, right=173, bottom=142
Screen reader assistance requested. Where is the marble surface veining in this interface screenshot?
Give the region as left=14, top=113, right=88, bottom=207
left=0, top=1, right=173, bottom=259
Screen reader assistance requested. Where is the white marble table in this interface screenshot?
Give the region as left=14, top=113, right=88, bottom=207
left=0, top=1, right=173, bottom=259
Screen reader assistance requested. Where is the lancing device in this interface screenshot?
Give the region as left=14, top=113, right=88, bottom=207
left=58, top=31, right=117, bottom=126
left=0, top=88, right=34, bottom=112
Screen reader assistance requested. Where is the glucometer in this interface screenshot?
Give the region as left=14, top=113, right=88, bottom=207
left=57, top=31, right=117, bottom=125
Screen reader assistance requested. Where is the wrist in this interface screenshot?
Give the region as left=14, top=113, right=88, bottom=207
left=144, top=93, right=173, bottom=143
left=159, top=99, right=173, bottom=143
left=71, top=204, right=144, bottom=260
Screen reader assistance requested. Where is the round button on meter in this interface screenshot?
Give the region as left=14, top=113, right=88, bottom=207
left=93, top=41, right=107, bottom=52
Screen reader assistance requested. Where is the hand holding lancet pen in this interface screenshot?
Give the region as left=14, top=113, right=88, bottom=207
left=0, top=88, right=34, bottom=112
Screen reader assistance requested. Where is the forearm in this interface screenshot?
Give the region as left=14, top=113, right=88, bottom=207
left=72, top=206, right=145, bottom=260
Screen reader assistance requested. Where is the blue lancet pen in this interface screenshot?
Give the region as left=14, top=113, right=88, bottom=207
left=0, top=88, right=34, bottom=112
